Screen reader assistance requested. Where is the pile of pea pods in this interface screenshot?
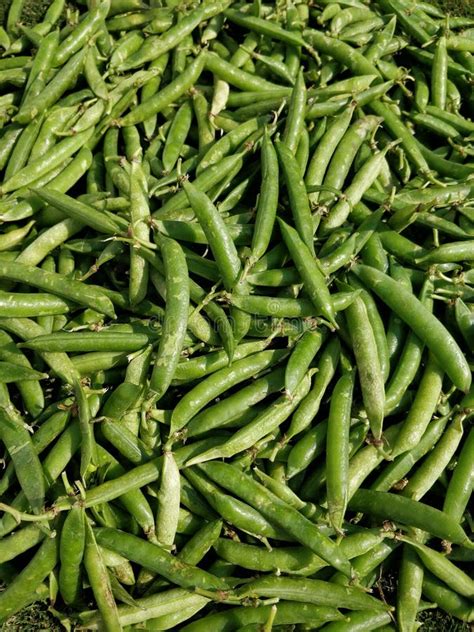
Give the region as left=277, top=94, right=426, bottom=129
left=0, top=0, right=474, bottom=629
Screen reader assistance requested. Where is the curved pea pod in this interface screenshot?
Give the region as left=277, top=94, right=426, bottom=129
left=80, top=587, right=210, bottom=630
left=101, top=420, right=154, bottom=466
left=278, top=219, right=337, bottom=327
left=118, top=2, right=224, bottom=71
left=454, top=297, right=474, bottom=351
left=285, top=330, right=325, bottom=395
left=371, top=410, right=451, bottom=494
left=353, top=264, right=471, bottom=393
left=59, top=505, right=86, bottom=605
left=119, top=53, right=206, bottom=126
left=237, top=575, right=390, bottom=610
left=0, top=361, right=48, bottom=383
left=422, top=571, right=474, bottom=622
left=326, top=370, right=355, bottom=531
left=321, top=143, right=396, bottom=234
left=0, top=260, right=116, bottom=319
left=5, top=132, right=94, bottom=197
left=319, top=610, right=392, bottom=631
left=0, top=535, right=58, bottom=622
left=100, top=547, right=135, bottom=586
left=401, top=536, right=474, bottom=599
left=391, top=353, right=444, bottom=458
left=0, top=404, right=45, bottom=513
left=156, top=451, right=180, bottom=549
left=95, top=527, right=228, bottom=591
left=0, top=525, right=45, bottom=564
left=287, top=421, right=328, bottom=480
left=443, top=427, right=474, bottom=523
left=348, top=489, right=473, bottom=548
left=344, top=292, right=384, bottom=440
left=184, top=466, right=290, bottom=542
left=149, top=235, right=189, bottom=402
left=306, top=106, right=355, bottom=210
left=129, top=157, right=150, bottom=306
left=186, top=366, right=285, bottom=438
left=102, top=383, right=142, bottom=420
left=84, top=519, right=122, bottom=632
left=173, top=339, right=271, bottom=383
left=276, top=139, right=315, bottom=255
left=0, top=220, right=35, bottom=252
left=181, top=179, right=251, bottom=341
left=181, top=601, right=343, bottom=632
left=53, top=0, right=110, bottom=67
left=162, top=100, right=193, bottom=173
left=250, top=128, right=279, bottom=262
left=287, top=337, right=340, bottom=441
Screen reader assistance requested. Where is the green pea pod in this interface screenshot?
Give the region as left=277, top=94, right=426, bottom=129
left=348, top=489, right=473, bottom=547
left=59, top=505, right=85, bottom=605
left=149, top=235, right=189, bottom=402
left=119, top=53, right=206, bottom=126
left=285, top=330, right=324, bottom=395
left=401, top=536, right=474, bottom=599
left=156, top=451, right=180, bottom=548
left=179, top=520, right=222, bottom=566
left=186, top=366, right=285, bottom=438
left=282, top=69, right=307, bottom=154
left=84, top=519, right=122, bottom=632
left=0, top=403, right=45, bottom=513
left=401, top=412, right=465, bottom=502
left=278, top=219, right=337, bottom=327
left=15, top=48, right=87, bottom=125
left=344, top=292, right=385, bottom=440
left=0, top=525, right=45, bottom=565
left=184, top=466, right=291, bottom=541
left=102, top=383, right=142, bottom=420
left=170, top=349, right=287, bottom=434
left=443, top=427, right=474, bottom=522
left=276, top=140, right=315, bottom=255
left=236, top=575, right=391, bottom=611
left=250, top=129, right=279, bottom=262
left=0, top=535, right=58, bottom=622
left=95, top=527, right=228, bottom=591
left=200, top=461, right=354, bottom=577
left=353, top=264, right=471, bottom=393
left=129, top=158, right=150, bottom=305
left=162, top=100, right=193, bottom=173
left=326, top=370, right=355, bottom=531
left=187, top=370, right=313, bottom=464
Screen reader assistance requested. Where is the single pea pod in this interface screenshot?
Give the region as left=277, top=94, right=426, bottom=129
left=344, top=291, right=385, bottom=440
left=278, top=218, right=337, bottom=327
left=348, top=489, right=473, bottom=547
left=0, top=403, right=45, bottom=513
left=59, top=505, right=85, bottom=605
left=326, top=370, right=355, bottom=531
left=149, top=235, right=189, bottom=402
left=94, top=527, right=228, bottom=591
left=156, top=451, right=180, bottom=549
left=236, top=575, right=391, bottom=611
left=285, top=330, right=325, bottom=395
left=84, top=518, right=122, bottom=632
